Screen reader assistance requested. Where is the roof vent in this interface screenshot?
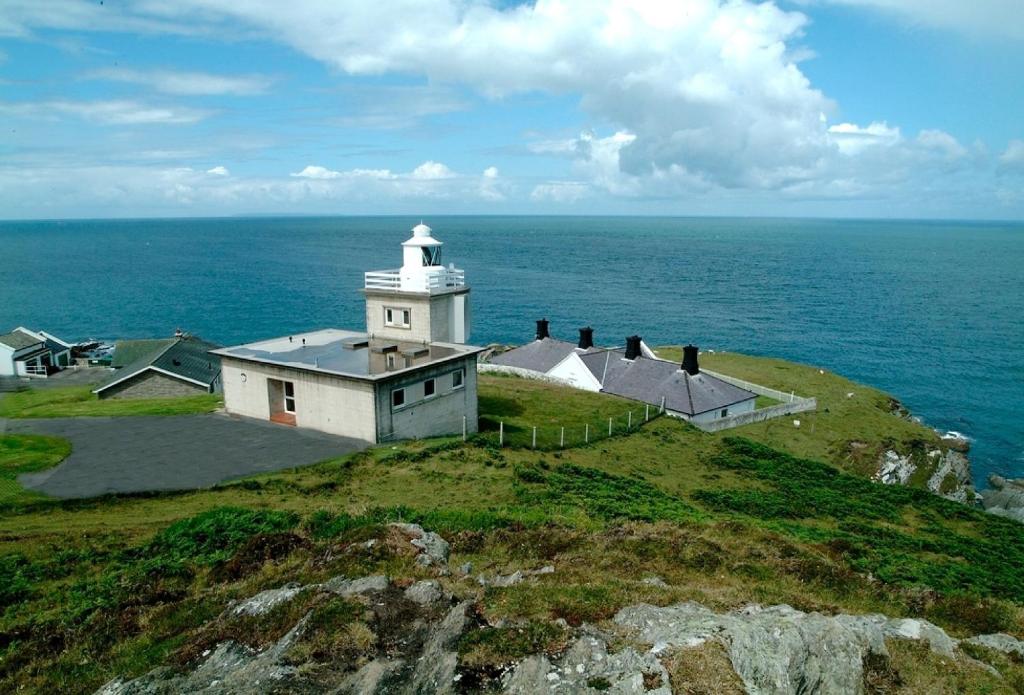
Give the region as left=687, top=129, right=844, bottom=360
left=682, top=344, right=700, bottom=375
left=624, top=335, right=642, bottom=360
left=536, top=318, right=550, bottom=341
left=172, top=358, right=181, bottom=366
left=578, top=326, right=594, bottom=350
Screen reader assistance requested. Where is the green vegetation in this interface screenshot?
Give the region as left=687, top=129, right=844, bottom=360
left=0, top=356, right=1016, bottom=692
left=0, top=434, right=70, bottom=505
left=478, top=373, right=657, bottom=448
left=0, top=386, right=222, bottom=418
left=656, top=348, right=948, bottom=479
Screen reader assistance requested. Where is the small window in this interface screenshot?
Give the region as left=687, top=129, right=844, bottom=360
left=424, top=379, right=435, bottom=397
left=284, top=381, right=296, bottom=413
left=452, top=369, right=464, bottom=389
left=384, top=306, right=411, bottom=328
left=392, top=388, right=405, bottom=408
left=720, top=408, right=728, bottom=418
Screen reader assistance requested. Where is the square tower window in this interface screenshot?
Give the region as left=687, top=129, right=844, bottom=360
left=384, top=307, right=411, bottom=328
left=452, top=369, right=464, bottom=389
left=424, top=378, right=435, bottom=397
left=392, top=388, right=405, bottom=408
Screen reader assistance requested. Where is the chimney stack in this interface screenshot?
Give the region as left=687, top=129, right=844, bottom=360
left=578, top=326, right=594, bottom=350
left=535, top=318, right=550, bottom=341
left=624, top=335, right=642, bottom=360
left=682, top=344, right=700, bottom=375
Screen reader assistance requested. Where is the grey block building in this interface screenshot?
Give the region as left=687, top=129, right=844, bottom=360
left=214, top=222, right=483, bottom=444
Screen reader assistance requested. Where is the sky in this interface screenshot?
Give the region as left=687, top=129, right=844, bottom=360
left=1, top=0, right=1023, bottom=220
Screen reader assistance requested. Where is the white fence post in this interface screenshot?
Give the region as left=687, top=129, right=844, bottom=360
left=660, top=396, right=666, bottom=413
left=585, top=423, right=589, bottom=443
left=560, top=427, right=564, bottom=448
left=532, top=426, right=537, bottom=449
left=608, top=417, right=613, bottom=436
left=462, top=415, right=467, bottom=442
left=628, top=411, right=632, bottom=429
left=645, top=404, right=650, bottom=422
left=499, top=421, right=504, bottom=446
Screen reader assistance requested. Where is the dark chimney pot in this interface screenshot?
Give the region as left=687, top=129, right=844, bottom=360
left=682, top=344, right=700, bottom=375
left=578, top=326, right=594, bottom=350
left=536, top=318, right=550, bottom=341
left=624, top=335, right=642, bottom=360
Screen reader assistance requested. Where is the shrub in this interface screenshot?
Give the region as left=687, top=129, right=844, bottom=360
left=144, top=507, right=299, bottom=566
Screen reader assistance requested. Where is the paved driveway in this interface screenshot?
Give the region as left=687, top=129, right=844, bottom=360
left=8, top=414, right=365, bottom=499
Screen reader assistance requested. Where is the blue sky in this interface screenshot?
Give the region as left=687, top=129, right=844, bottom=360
left=1, top=1, right=1022, bottom=219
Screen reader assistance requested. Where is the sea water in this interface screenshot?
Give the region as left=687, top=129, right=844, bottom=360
left=1, top=216, right=1021, bottom=485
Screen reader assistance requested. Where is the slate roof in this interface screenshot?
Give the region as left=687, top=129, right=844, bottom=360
left=579, top=351, right=756, bottom=416
left=111, top=339, right=176, bottom=369
left=96, top=336, right=222, bottom=393
left=0, top=329, right=43, bottom=351
left=489, top=338, right=597, bottom=372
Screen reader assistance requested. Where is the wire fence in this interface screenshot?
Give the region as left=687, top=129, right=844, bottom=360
left=473, top=402, right=665, bottom=450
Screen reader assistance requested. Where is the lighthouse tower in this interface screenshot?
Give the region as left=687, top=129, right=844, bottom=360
left=362, top=222, right=471, bottom=344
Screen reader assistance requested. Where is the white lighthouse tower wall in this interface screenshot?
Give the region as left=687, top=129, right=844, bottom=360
left=362, top=222, right=471, bottom=344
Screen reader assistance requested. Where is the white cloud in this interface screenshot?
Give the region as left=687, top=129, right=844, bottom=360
left=410, top=161, right=455, bottom=180
left=915, top=129, right=968, bottom=160
left=291, top=165, right=340, bottom=179
left=999, top=140, right=1024, bottom=169
left=531, top=181, right=590, bottom=204
left=828, top=121, right=902, bottom=155
left=479, top=166, right=505, bottom=201
left=206, top=165, right=230, bottom=176
left=0, top=99, right=210, bottom=125
left=822, top=0, right=1024, bottom=41
left=88, top=68, right=273, bottom=96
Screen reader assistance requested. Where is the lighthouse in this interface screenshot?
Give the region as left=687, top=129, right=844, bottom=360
left=362, top=222, right=471, bottom=344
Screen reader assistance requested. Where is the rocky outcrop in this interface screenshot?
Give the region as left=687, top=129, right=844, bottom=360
left=981, top=475, right=1024, bottom=523
left=615, top=602, right=963, bottom=695
left=388, top=522, right=450, bottom=567
left=875, top=446, right=977, bottom=504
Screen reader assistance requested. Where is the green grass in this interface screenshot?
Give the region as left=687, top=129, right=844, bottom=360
left=656, top=348, right=947, bottom=480
left=0, top=356, right=1015, bottom=693
left=0, top=386, right=222, bottom=418
left=0, top=435, right=71, bottom=505
left=478, top=373, right=659, bottom=448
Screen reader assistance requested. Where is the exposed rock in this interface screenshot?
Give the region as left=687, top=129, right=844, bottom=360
left=97, top=613, right=312, bottom=694
left=615, top=602, right=964, bottom=695
left=230, top=582, right=304, bottom=617
left=964, top=632, right=1024, bottom=658
left=322, top=574, right=389, bottom=597
left=875, top=447, right=976, bottom=504
left=926, top=449, right=976, bottom=504
left=459, top=561, right=473, bottom=575
left=492, top=570, right=525, bottom=588
left=410, top=601, right=470, bottom=694
left=982, top=475, right=1024, bottom=524
left=388, top=522, right=450, bottom=567
left=504, top=634, right=671, bottom=694
left=642, top=575, right=668, bottom=588
left=404, top=579, right=444, bottom=606
left=876, top=450, right=916, bottom=486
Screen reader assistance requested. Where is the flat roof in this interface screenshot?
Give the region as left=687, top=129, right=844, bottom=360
left=211, top=328, right=482, bottom=381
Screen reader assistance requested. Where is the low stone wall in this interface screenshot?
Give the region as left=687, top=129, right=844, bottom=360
left=701, top=368, right=805, bottom=403
left=693, top=397, right=818, bottom=433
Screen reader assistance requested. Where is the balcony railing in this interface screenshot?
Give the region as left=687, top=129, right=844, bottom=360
left=364, top=268, right=466, bottom=293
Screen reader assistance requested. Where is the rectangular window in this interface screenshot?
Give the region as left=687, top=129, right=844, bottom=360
left=384, top=306, right=411, bottom=328
left=452, top=369, right=464, bottom=389
left=386, top=353, right=397, bottom=369
left=284, top=381, right=296, bottom=413
left=424, top=378, right=435, bottom=397
left=392, top=388, right=405, bottom=408
left=720, top=408, right=728, bottom=418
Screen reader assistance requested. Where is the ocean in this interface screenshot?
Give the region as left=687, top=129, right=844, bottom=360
left=1, top=216, right=1022, bottom=485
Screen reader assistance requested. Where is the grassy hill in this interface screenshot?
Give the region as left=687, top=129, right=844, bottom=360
left=0, top=362, right=1018, bottom=692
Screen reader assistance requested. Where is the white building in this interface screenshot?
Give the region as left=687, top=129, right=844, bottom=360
left=213, top=223, right=482, bottom=444
left=0, top=327, right=73, bottom=378
left=489, top=323, right=756, bottom=425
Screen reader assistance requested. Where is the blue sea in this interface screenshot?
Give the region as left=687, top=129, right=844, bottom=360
left=1, top=216, right=1022, bottom=485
